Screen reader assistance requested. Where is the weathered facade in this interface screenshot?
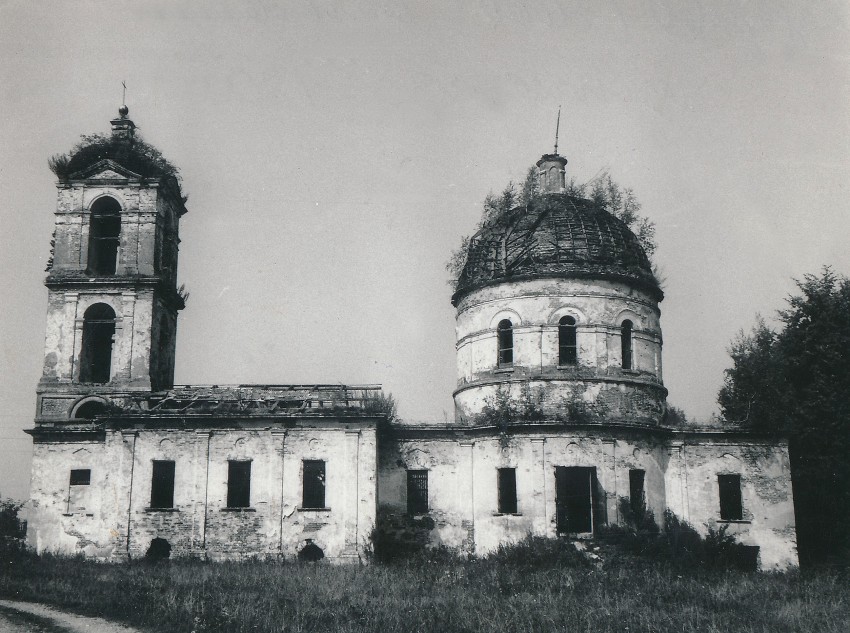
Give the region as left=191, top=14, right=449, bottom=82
left=27, top=110, right=798, bottom=568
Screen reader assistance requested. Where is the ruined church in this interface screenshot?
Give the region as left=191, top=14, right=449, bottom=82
left=26, top=108, right=798, bottom=568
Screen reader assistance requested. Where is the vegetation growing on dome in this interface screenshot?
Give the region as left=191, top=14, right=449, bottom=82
left=48, top=133, right=185, bottom=199
left=447, top=166, right=657, bottom=289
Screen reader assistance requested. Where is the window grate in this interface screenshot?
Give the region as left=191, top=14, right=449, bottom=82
left=497, top=319, right=514, bottom=367
left=558, top=316, right=577, bottom=365
left=407, top=470, right=429, bottom=514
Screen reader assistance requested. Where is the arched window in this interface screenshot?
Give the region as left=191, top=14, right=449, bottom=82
left=621, top=319, right=633, bottom=370
left=79, top=304, right=116, bottom=384
left=497, top=319, right=513, bottom=367
left=87, top=197, right=121, bottom=275
left=558, top=316, right=577, bottom=365
left=73, top=400, right=107, bottom=420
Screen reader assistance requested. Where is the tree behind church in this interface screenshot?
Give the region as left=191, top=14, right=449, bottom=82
left=718, top=268, right=850, bottom=567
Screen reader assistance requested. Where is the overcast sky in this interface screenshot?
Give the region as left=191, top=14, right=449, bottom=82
left=1, top=0, right=848, bottom=500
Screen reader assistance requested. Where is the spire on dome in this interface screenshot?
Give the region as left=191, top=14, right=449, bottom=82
left=554, top=106, right=561, bottom=155
left=110, top=85, right=135, bottom=142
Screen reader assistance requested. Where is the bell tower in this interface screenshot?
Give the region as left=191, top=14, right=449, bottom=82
left=35, top=106, right=187, bottom=424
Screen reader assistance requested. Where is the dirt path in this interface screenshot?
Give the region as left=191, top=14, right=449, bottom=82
left=0, top=600, right=142, bottom=633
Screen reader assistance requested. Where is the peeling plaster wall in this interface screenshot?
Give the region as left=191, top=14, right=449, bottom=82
left=379, top=431, right=670, bottom=554
left=378, top=429, right=797, bottom=568
left=454, top=278, right=665, bottom=423
left=28, top=424, right=377, bottom=563
left=675, top=437, right=798, bottom=569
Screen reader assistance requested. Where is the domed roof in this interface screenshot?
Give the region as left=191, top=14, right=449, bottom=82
left=452, top=193, right=662, bottom=304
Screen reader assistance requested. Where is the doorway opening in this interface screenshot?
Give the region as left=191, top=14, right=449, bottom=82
left=555, top=466, right=603, bottom=535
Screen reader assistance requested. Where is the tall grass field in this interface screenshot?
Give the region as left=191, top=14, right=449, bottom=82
left=0, top=537, right=846, bottom=633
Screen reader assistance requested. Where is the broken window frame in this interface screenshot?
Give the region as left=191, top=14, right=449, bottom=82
left=407, top=469, right=429, bottom=515
left=718, top=473, right=743, bottom=521
left=621, top=319, right=633, bottom=370
left=301, top=460, right=326, bottom=509
left=226, top=460, right=252, bottom=509
left=497, top=467, right=518, bottom=514
left=497, top=319, right=514, bottom=367
left=558, top=315, right=578, bottom=366
left=149, top=460, right=176, bottom=510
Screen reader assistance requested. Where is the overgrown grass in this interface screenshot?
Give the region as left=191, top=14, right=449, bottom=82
left=1, top=540, right=847, bottom=633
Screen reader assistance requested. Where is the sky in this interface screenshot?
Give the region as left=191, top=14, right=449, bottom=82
left=1, top=0, right=848, bottom=500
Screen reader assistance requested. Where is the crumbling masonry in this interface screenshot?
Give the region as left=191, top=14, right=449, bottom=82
left=26, top=110, right=798, bottom=568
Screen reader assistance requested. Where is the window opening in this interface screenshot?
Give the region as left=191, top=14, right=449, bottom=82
left=79, top=303, right=116, bottom=384
left=407, top=469, right=429, bottom=514
left=555, top=466, right=603, bottom=534
left=498, top=468, right=518, bottom=514
left=302, top=460, right=326, bottom=509
left=558, top=315, right=578, bottom=365
left=70, top=469, right=91, bottom=486
left=67, top=469, right=91, bottom=513
left=718, top=474, right=743, bottom=521
left=497, top=319, right=514, bottom=367
left=227, top=460, right=251, bottom=508
left=87, top=197, right=121, bottom=275
left=150, top=460, right=175, bottom=509
left=621, top=319, right=633, bottom=370
left=629, top=469, right=646, bottom=518
left=73, top=400, right=107, bottom=420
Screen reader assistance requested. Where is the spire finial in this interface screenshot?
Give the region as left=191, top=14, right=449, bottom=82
left=554, top=106, right=561, bottom=155
left=119, top=81, right=129, bottom=118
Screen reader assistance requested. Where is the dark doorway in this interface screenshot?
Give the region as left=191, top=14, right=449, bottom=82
left=298, top=541, right=325, bottom=562
left=145, top=537, right=171, bottom=561
left=555, top=466, right=600, bottom=534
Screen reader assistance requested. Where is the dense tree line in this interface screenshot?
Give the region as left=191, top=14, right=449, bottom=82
left=718, top=268, right=850, bottom=567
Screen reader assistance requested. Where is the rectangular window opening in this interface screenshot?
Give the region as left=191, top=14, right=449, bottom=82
left=69, top=469, right=91, bottom=486
left=629, top=469, right=646, bottom=518
left=227, top=460, right=251, bottom=509
left=407, top=469, right=429, bottom=515
left=150, top=460, right=175, bottom=509
left=498, top=467, right=518, bottom=514
left=718, top=474, right=743, bottom=521
left=302, top=460, right=326, bottom=509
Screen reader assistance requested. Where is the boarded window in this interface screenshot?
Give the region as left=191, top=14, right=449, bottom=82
left=87, top=196, right=121, bottom=275
left=407, top=469, right=428, bottom=514
left=718, top=474, right=743, bottom=521
left=497, top=319, right=513, bottom=367
left=629, top=469, right=646, bottom=517
left=498, top=467, right=517, bottom=514
left=150, top=460, right=175, bottom=509
left=70, top=469, right=91, bottom=486
left=558, top=315, right=577, bottom=365
left=621, top=319, right=633, bottom=370
left=302, top=460, right=326, bottom=509
left=79, top=303, right=116, bottom=384
left=227, top=460, right=251, bottom=508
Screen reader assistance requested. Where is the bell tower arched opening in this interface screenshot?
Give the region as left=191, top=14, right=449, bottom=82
left=87, top=197, right=122, bottom=275
left=79, top=303, right=116, bottom=384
